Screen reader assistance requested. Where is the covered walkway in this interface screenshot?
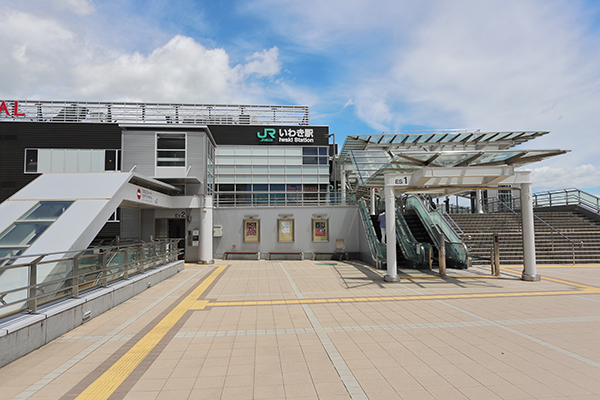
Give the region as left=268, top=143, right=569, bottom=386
left=2, top=260, right=600, bottom=399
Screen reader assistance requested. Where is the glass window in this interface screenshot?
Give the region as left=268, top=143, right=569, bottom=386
left=25, top=149, right=38, bottom=173
left=303, top=156, right=318, bottom=165
left=252, top=165, right=268, bottom=174
left=253, top=175, right=269, bottom=183
left=285, top=147, right=302, bottom=156
left=252, top=147, right=268, bottom=155
left=270, top=166, right=285, bottom=174
left=218, top=175, right=235, bottom=183
left=253, top=184, right=268, bottom=191
left=286, top=175, right=302, bottom=183
left=157, top=133, right=185, bottom=166
left=236, top=174, right=251, bottom=183
left=236, top=184, right=251, bottom=192
left=270, top=184, right=285, bottom=191
left=286, top=157, right=302, bottom=165
left=235, top=156, right=252, bottom=165
left=218, top=184, right=234, bottom=192
left=269, top=175, right=284, bottom=183
left=303, top=147, right=318, bottom=156
left=318, top=157, right=328, bottom=165
left=216, top=147, right=235, bottom=155
left=236, top=165, right=251, bottom=174
left=286, top=166, right=302, bottom=174
left=235, top=147, right=252, bottom=155
left=269, top=157, right=285, bottom=165
left=318, top=147, right=328, bottom=155
left=269, top=147, right=285, bottom=156
left=217, top=156, right=235, bottom=164
left=22, top=201, right=73, bottom=220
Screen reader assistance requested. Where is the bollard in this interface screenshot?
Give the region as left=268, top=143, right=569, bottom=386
left=439, top=238, right=447, bottom=276
left=493, top=233, right=500, bottom=276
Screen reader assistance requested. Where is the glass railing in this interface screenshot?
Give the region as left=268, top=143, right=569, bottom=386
left=357, top=198, right=386, bottom=267
left=0, top=239, right=181, bottom=320
left=405, top=195, right=469, bottom=269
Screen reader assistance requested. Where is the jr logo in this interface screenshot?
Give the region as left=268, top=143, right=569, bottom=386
left=257, top=128, right=276, bottom=143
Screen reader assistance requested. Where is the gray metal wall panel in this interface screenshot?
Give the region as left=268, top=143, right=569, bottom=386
left=120, top=208, right=140, bottom=240
left=122, top=131, right=155, bottom=176
left=187, top=132, right=206, bottom=180
left=140, top=209, right=155, bottom=241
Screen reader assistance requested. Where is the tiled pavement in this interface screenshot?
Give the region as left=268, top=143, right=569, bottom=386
left=2, top=260, right=600, bottom=399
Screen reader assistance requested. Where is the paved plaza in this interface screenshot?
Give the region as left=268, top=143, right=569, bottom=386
left=2, top=260, right=600, bottom=399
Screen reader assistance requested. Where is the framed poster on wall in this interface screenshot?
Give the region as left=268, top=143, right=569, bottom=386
left=278, top=219, right=294, bottom=242
left=312, top=218, right=329, bottom=242
left=244, top=219, right=260, bottom=243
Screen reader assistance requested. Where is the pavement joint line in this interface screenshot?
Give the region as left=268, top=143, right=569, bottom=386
left=11, top=266, right=210, bottom=400
left=438, top=299, right=600, bottom=370
left=277, top=261, right=368, bottom=400
left=73, top=264, right=227, bottom=400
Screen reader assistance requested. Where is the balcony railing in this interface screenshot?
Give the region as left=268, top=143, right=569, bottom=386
left=0, top=100, right=310, bottom=126
left=0, top=239, right=181, bottom=320
left=214, top=191, right=354, bottom=207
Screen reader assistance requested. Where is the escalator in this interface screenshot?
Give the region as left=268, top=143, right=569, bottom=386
left=405, top=195, right=470, bottom=269
left=358, top=198, right=431, bottom=269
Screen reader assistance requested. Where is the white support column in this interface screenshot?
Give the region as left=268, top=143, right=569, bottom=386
left=370, top=188, right=377, bottom=215
left=520, top=181, right=539, bottom=281
left=199, top=195, right=214, bottom=264
left=476, top=189, right=483, bottom=213
left=384, top=182, right=399, bottom=282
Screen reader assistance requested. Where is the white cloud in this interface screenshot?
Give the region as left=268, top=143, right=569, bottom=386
left=530, top=164, right=600, bottom=192
left=50, top=0, right=95, bottom=16
left=0, top=8, right=283, bottom=104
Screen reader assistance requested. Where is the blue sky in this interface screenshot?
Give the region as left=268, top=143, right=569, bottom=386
left=2, top=0, right=600, bottom=193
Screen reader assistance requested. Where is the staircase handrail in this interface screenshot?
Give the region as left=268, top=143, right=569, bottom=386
left=438, top=209, right=471, bottom=241
left=493, top=196, right=583, bottom=264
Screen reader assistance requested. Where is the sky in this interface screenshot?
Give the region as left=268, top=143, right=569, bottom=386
left=2, top=0, right=600, bottom=194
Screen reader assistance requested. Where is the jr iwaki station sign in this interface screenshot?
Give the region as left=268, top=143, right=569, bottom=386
left=208, top=125, right=329, bottom=146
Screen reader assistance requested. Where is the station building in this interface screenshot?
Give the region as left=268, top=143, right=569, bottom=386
left=0, top=100, right=568, bottom=281
left=0, top=100, right=362, bottom=264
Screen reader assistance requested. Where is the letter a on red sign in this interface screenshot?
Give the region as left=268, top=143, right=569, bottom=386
left=0, top=101, right=9, bottom=116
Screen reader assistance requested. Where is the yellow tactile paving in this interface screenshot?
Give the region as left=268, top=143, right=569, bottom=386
left=74, top=265, right=227, bottom=400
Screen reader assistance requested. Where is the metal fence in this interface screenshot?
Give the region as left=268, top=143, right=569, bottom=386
left=533, top=188, right=600, bottom=214
left=0, top=239, right=181, bottom=320
left=0, top=100, right=310, bottom=126
left=214, top=191, right=354, bottom=207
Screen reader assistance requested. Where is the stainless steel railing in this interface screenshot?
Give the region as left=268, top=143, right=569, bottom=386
left=214, top=191, right=353, bottom=207
left=0, top=100, right=310, bottom=126
left=0, top=239, right=181, bottom=320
